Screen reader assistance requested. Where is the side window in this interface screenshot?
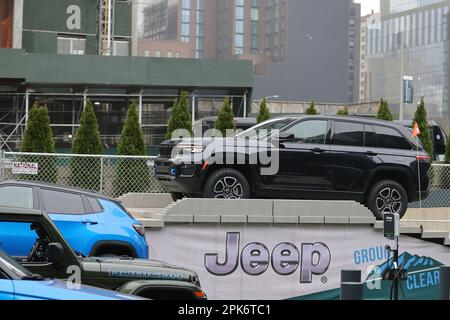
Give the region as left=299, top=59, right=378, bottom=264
left=87, top=197, right=103, bottom=213
left=41, top=189, right=85, bottom=214
left=332, top=122, right=364, bottom=147
left=365, top=125, right=377, bottom=148
left=284, top=120, right=328, bottom=144
left=374, top=126, right=413, bottom=150
left=0, top=186, right=33, bottom=209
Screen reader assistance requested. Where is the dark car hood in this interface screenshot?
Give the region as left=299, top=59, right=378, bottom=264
left=93, top=258, right=197, bottom=282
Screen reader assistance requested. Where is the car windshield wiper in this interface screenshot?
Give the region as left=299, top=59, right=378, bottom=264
left=22, top=274, right=45, bottom=281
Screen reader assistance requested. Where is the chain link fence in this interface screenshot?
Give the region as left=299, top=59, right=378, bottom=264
left=0, top=151, right=450, bottom=207
left=410, top=164, right=450, bottom=208
left=0, top=151, right=167, bottom=198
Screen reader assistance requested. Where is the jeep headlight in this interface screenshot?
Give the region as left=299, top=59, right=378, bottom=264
left=178, top=144, right=205, bottom=154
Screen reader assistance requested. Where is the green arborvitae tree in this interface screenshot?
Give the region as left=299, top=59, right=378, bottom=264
left=337, top=106, right=349, bottom=116
left=115, top=101, right=150, bottom=196
left=20, top=103, right=58, bottom=183
left=166, top=91, right=192, bottom=140
left=257, top=98, right=271, bottom=123
left=376, top=99, right=394, bottom=121
left=413, top=97, right=433, bottom=156
left=214, top=97, right=236, bottom=137
left=70, top=100, right=103, bottom=191
left=305, top=101, right=318, bottom=115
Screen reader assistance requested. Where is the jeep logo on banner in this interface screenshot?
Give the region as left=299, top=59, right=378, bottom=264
left=204, top=232, right=331, bottom=283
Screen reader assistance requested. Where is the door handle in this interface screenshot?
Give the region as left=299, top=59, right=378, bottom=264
left=312, top=148, right=325, bottom=154
left=366, top=151, right=378, bottom=157
left=81, top=220, right=98, bottom=225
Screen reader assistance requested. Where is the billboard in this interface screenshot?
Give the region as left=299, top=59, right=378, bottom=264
left=147, top=225, right=450, bottom=300
left=403, top=76, right=414, bottom=104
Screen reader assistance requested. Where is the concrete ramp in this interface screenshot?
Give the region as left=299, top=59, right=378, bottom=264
left=161, top=198, right=375, bottom=225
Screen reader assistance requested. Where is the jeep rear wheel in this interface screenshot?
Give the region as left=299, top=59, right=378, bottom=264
left=202, top=168, right=250, bottom=199
left=367, top=180, right=408, bottom=220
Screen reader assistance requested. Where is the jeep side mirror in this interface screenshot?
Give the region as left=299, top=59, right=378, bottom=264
left=47, top=243, right=64, bottom=267
left=276, top=133, right=295, bottom=143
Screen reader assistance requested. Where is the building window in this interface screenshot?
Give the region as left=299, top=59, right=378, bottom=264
left=234, top=0, right=245, bottom=55
left=113, top=40, right=129, bottom=56
left=181, top=0, right=191, bottom=43
left=155, top=50, right=161, bottom=57
left=57, top=36, right=86, bottom=55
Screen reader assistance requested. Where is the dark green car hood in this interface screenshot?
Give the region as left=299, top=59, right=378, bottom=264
left=81, top=257, right=198, bottom=283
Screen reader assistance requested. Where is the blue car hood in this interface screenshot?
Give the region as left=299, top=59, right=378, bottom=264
left=12, top=279, right=142, bottom=300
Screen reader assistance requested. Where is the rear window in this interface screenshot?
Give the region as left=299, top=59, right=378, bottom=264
left=87, top=197, right=103, bottom=213
left=374, top=126, right=413, bottom=150
left=332, top=122, right=364, bottom=147
left=41, top=189, right=85, bottom=214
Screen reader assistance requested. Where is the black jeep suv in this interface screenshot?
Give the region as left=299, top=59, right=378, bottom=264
left=154, top=116, right=431, bottom=219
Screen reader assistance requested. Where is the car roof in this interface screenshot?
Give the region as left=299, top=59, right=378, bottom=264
left=274, top=115, right=403, bottom=126
left=0, top=206, right=43, bottom=216
left=197, top=117, right=257, bottom=124
left=394, top=120, right=439, bottom=126
left=0, top=180, right=119, bottom=203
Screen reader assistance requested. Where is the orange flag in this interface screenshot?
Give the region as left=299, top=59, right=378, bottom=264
left=412, top=122, right=421, bottom=137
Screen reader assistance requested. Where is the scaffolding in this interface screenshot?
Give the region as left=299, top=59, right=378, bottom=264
left=98, top=0, right=115, bottom=55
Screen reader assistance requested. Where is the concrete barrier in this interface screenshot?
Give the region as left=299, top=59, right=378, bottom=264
left=161, top=198, right=375, bottom=225
left=118, top=193, right=173, bottom=209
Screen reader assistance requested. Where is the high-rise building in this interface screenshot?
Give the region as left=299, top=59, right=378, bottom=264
left=359, top=12, right=374, bottom=103
left=366, top=0, right=450, bottom=119
left=137, top=0, right=360, bottom=103
left=253, top=0, right=360, bottom=103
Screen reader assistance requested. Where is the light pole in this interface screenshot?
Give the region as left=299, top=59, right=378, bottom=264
left=264, top=95, right=279, bottom=101
left=257, top=95, right=279, bottom=115
left=399, top=31, right=405, bottom=121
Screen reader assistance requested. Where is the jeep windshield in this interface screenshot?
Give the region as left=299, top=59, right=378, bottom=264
left=236, top=118, right=296, bottom=140
left=0, top=249, right=34, bottom=280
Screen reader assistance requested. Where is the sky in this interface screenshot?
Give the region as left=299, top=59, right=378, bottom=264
left=355, top=0, right=380, bottom=16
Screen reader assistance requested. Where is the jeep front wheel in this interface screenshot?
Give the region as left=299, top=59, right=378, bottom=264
left=202, top=168, right=250, bottom=199
left=366, top=180, right=408, bottom=220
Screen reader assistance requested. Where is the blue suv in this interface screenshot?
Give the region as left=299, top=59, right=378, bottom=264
left=0, top=181, right=148, bottom=259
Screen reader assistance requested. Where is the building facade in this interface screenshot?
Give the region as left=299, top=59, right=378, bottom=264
left=137, top=0, right=360, bottom=103
left=0, top=0, right=13, bottom=48
left=359, top=13, right=373, bottom=103
left=365, top=0, right=450, bottom=120
left=0, top=0, right=253, bottom=153
left=253, top=0, right=360, bottom=103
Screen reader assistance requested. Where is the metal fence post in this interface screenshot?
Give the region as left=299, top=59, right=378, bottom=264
left=100, top=156, right=104, bottom=193
left=340, top=270, right=363, bottom=300
left=440, top=266, right=450, bottom=300
left=0, top=149, right=4, bottom=181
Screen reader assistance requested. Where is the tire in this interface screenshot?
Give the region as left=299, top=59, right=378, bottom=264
left=171, top=192, right=184, bottom=202
left=202, top=168, right=250, bottom=199
left=366, top=180, right=408, bottom=220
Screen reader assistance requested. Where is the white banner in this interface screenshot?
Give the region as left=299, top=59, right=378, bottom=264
left=147, top=225, right=450, bottom=300
left=12, top=162, right=38, bottom=175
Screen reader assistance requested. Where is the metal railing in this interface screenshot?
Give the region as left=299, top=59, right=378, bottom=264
left=0, top=151, right=167, bottom=198
left=0, top=151, right=450, bottom=208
